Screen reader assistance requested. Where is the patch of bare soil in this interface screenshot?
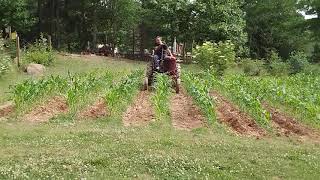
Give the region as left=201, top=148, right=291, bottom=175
left=22, top=96, right=68, bottom=123
left=211, top=91, right=266, bottom=137
left=170, top=91, right=206, bottom=130
left=123, top=91, right=155, bottom=127
left=265, top=104, right=320, bottom=141
left=78, top=99, right=108, bottom=119
left=0, top=101, right=15, bottom=118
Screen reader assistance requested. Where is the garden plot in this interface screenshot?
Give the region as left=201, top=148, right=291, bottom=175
left=211, top=91, right=265, bottom=137
left=170, top=91, right=206, bottom=130
left=123, top=91, right=155, bottom=127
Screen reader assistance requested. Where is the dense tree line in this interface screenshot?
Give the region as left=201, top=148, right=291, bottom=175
left=0, top=0, right=319, bottom=60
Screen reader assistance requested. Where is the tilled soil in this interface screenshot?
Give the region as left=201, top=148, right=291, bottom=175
left=170, top=91, right=206, bottom=130
left=123, top=91, right=155, bottom=127
left=78, top=99, right=108, bottom=119
left=22, top=96, right=68, bottom=123
left=265, top=104, right=320, bottom=141
left=0, top=101, right=14, bottom=118
left=211, top=91, right=266, bottom=137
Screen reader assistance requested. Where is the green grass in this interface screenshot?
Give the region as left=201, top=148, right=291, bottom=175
left=1, top=57, right=320, bottom=179
left=0, top=119, right=319, bottom=179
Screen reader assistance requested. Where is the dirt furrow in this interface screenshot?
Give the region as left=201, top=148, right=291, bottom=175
left=22, top=96, right=68, bottom=123
left=0, top=101, right=14, bottom=118
left=264, top=104, right=320, bottom=141
left=78, top=99, right=108, bottom=119
left=170, top=91, right=206, bottom=130
left=123, top=91, right=155, bottom=127
left=211, top=91, right=266, bottom=137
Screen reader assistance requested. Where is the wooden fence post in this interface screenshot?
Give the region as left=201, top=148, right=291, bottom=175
left=16, top=35, right=21, bottom=67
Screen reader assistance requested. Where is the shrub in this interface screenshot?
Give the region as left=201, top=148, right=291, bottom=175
left=288, top=51, right=310, bottom=74
left=267, top=51, right=282, bottom=66
left=0, top=38, right=11, bottom=77
left=267, top=51, right=289, bottom=76
left=240, top=58, right=265, bottom=76
left=194, top=41, right=235, bottom=76
left=269, top=61, right=290, bottom=76
left=24, top=35, right=55, bottom=66
left=311, top=43, right=320, bottom=63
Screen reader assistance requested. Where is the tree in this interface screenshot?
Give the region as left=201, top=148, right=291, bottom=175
left=0, top=0, right=37, bottom=35
left=299, top=0, right=320, bottom=41
left=312, top=43, right=320, bottom=63
left=193, top=0, right=248, bottom=56
left=245, top=0, right=309, bottom=59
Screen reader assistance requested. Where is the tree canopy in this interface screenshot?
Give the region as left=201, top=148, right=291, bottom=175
left=0, top=0, right=318, bottom=59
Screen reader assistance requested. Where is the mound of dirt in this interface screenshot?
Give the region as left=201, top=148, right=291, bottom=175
left=170, top=91, right=206, bottom=130
left=78, top=99, right=108, bottom=119
left=22, top=96, right=68, bottom=123
left=211, top=92, right=266, bottom=137
left=0, top=101, right=15, bottom=118
left=123, top=91, right=155, bottom=127
left=265, top=104, right=320, bottom=140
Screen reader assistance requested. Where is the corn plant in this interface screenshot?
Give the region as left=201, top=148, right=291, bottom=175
left=105, top=70, right=143, bottom=113
left=208, top=74, right=272, bottom=130
left=151, top=74, right=172, bottom=120
left=10, top=75, right=68, bottom=109
left=183, top=73, right=216, bottom=125
left=66, top=71, right=113, bottom=113
left=241, top=74, right=320, bottom=127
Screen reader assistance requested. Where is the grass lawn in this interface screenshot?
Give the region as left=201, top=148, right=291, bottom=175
left=0, top=117, right=319, bottom=179
left=0, top=56, right=320, bottom=179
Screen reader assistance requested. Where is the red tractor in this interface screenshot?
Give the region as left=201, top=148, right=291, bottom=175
left=143, top=54, right=181, bottom=93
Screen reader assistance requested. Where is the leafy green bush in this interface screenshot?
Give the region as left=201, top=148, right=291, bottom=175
left=267, top=51, right=289, bottom=76
left=24, top=35, right=55, bottom=66
left=269, top=61, right=290, bottom=76
left=288, top=51, right=310, bottom=74
left=194, top=41, right=235, bottom=76
left=312, top=43, right=320, bottom=63
left=240, top=58, right=265, bottom=76
left=0, top=38, right=11, bottom=77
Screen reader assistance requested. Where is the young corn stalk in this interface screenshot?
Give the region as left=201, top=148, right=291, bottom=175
left=10, top=75, right=68, bottom=110
left=209, top=74, right=272, bottom=130
left=151, top=74, right=171, bottom=121
left=105, top=70, right=143, bottom=114
left=183, top=73, right=216, bottom=125
left=66, top=71, right=113, bottom=115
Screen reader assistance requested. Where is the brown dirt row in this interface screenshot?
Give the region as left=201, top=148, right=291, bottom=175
left=211, top=91, right=320, bottom=141
left=22, top=96, right=68, bottom=123
left=0, top=101, right=15, bottom=118
left=211, top=91, right=266, bottom=137
left=78, top=99, right=108, bottom=119
left=264, top=104, right=320, bottom=141
left=122, top=91, right=155, bottom=127
left=170, top=91, right=207, bottom=130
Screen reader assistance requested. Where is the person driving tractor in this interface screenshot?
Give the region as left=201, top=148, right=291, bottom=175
left=153, top=36, right=173, bottom=71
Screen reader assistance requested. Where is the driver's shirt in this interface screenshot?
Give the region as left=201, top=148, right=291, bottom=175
left=154, top=44, right=168, bottom=59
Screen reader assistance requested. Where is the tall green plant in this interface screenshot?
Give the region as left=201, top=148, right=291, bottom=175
left=194, top=41, right=235, bottom=76
left=105, top=70, right=143, bottom=113
left=24, top=35, right=55, bottom=66
left=183, top=73, right=216, bottom=124
left=288, top=51, right=310, bottom=74
left=151, top=74, right=171, bottom=120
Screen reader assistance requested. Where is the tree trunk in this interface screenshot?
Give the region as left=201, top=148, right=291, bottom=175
left=56, top=0, right=61, bottom=49
left=38, top=0, right=42, bottom=35
left=50, top=0, right=55, bottom=46
left=132, top=28, right=135, bottom=56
